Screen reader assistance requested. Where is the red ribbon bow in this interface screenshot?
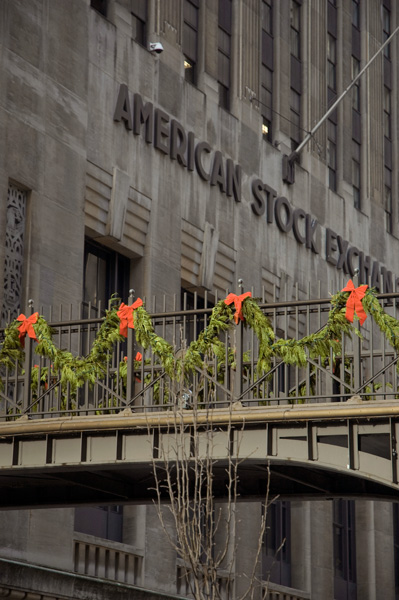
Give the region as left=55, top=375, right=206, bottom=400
left=16, top=312, right=39, bottom=347
left=117, top=299, right=143, bottom=336
left=341, top=279, right=368, bottom=326
left=224, top=292, right=252, bottom=324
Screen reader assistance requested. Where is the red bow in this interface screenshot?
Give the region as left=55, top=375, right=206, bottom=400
left=341, top=280, right=368, bottom=326
left=117, top=299, right=143, bottom=336
left=224, top=292, right=252, bottom=324
left=16, top=312, right=39, bottom=347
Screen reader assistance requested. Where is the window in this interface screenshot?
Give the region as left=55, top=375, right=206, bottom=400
left=383, top=1, right=393, bottom=233
left=84, top=239, right=130, bottom=316
left=327, top=120, right=337, bottom=192
left=290, top=89, right=301, bottom=148
left=290, top=1, right=302, bottom=151
left=352, top=141, right=360, bottom=210
left=384, top=86, right=392, bottom=140
left=91, top=0, right=107, bottom=17
left=218, top=0, right=232, bottom=110
left=351, top=0, right=360, bottom=29
left=131, top=0, right=147, bottom=47
left=263, top=501, right=291, bottom=586
left=183, top=0, right=199, bottom=84
left=327, top=34, right=337, bottom=93
left=290, top=1, right=301, bottom=60
left=383, top=5, right=391, bottom=59
left=351, top=57, right=360, bottom=112
left=262, top=0, right=272, bottom=35
left=181, top=288, right=213, bottom=343
left=261, top=1, right=273, bottom=142
left=351, top=53, right=361, bottom=209
left=2, top=184, right=27, bottom=325
left=385, top=167, right=393, bottom=234
left=75, top=506, right=123, bottom=542
left=333, top=500, right=356, bottom=600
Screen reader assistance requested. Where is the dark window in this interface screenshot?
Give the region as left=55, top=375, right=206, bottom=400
left=327, top=33, right=337, bottom=93
left=131, top=0, right=147, bottom=47
left=352, top=141, right=360, bottom=210
left=75, top=506, right=123, bottom=542
left=351, top=57, right=360, bottom=112
left=181, top=288, right=214, bottom=344
left=218, top=0, right=232, bottom=110
left=383, top=6, right=391, bottom=59
left=290, top=1, right=301, bottom=150
left=290, top=1, right=301, bottom=59
left=84, top=239, right=130, bottom=316
left=261, top=1, right=273, bottom=142
left=263, top=501, right=291, bottom=587
left=384, top=86, right=392, bottom=140
left=385, top=167, right=393, bottom=234
left=351, top=0, right=359, bottom=29
left=91, top=0, right=107, bottom=17
left=290, top=89, right=301, bottom=149
left=333, top=500, right=357, bottom=600
left=262, top=0, right=272, bottom=35
left=183, top=0, right=199, bottom=84
left=327, top=120, right=337, bottom=192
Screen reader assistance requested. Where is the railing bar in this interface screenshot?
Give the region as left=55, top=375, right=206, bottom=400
left=356, top=355, right=399, bottom=393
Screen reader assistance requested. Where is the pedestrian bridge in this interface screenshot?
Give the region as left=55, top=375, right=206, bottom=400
left=1, top=287, right=399, bottom=508
left=1, top=399, right=399, bottom=509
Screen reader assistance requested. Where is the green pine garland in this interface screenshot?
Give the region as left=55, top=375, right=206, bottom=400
left=1, top=285, right=399, bottom=398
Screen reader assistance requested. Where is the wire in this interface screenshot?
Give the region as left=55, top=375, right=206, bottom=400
left=249, top=96, right=311, bottom=136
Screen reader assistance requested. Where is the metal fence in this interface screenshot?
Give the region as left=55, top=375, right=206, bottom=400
left=1, top=290, right=399, bottom=420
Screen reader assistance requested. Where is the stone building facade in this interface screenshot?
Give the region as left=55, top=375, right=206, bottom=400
left=0, top=0, right=399, bottom=599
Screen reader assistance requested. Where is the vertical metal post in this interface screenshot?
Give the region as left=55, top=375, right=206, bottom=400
left=234, top=279, right=244, bottom=400
left=353, top=271, right=362, bottom=393
left=23, top=299, right=34, bottom=412
left=126, top=289, right=135, bottom=407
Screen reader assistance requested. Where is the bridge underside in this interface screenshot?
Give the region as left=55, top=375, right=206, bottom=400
left=0, top=460, right=398, bottom=510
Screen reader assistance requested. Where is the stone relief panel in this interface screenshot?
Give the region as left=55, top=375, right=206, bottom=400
left=1, top=184, right=27, bottom=325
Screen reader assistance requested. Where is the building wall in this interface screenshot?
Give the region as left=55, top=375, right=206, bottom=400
left=0, top=1, right=398, bottom=599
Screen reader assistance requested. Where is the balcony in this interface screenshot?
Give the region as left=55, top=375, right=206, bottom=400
left=1, top=287, right=398, bottom=421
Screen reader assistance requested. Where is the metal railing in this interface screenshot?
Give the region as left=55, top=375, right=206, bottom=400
left=1, top=291, right=399, bottom=420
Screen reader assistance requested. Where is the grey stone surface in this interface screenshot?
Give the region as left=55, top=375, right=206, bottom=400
left=0, top=1, right=398, bottom=599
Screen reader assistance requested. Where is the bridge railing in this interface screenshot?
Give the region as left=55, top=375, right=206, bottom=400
left=1, top=291, right=399, bottom=420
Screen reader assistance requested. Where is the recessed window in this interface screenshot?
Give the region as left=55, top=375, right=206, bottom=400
left=183, top=0, right=199, bottom=84
left=131, top=0, right=147, bottom=47
left=333, top=500, right=357, bottom=598
left=327, top=120, right=337, bottom=192
left=290, top=1, right=301, bottom=59
left=385, top=167, right=393, bottom=234
left=263, top=500, right=291, bottom=586
left=90, top=0, right=107, bottom=17
left=75, top=506, right=123, bottom=542
left=327, top=34, right=337, bottom=92
left=352, top=141, right=360, bottom=209
left=383, top=6, right=391, bottom=59
left=218, top=0, right=232, bottom=110
left=83, top=239, right=130, bottom=316
left=351, top=0, right=360, bottom=28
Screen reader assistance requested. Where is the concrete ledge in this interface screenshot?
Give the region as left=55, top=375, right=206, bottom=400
left=0, top=558, right=187, bottom=600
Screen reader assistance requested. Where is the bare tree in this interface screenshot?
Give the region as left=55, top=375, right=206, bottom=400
left=149, top=390, right=278, bottom=600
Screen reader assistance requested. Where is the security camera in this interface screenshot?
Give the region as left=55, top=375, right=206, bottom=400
left=149, top=42, right=164, bottom=54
